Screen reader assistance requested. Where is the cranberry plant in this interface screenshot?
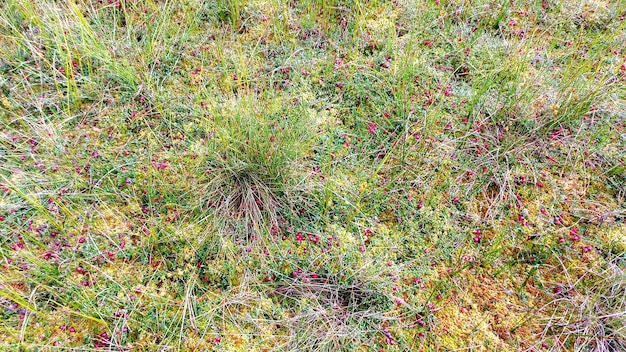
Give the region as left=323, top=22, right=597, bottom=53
left=1, top=0, right=625, bottom=350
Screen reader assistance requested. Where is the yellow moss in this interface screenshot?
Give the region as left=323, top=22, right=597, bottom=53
left=436, top=272, right=542, bottom=350
left=436, top=303, right=509, bottom=351
left=0, top=94, right=11, bottom=110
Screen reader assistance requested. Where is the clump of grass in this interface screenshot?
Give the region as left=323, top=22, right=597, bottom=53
left=538, top=255, right=626, bottom=351
left=215, top=0, right=248, bottom=29
left=269, top=272, right=396, bottom=350
left=1, top=0, right=625, bottom=350
left=198, top=95, right=316, bottom=237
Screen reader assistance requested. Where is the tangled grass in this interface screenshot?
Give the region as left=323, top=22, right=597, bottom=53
left=0, top=0, right=624, bottom=350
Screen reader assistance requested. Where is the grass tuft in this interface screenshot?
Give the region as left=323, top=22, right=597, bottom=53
left=1, top=0, right=624, bottom=350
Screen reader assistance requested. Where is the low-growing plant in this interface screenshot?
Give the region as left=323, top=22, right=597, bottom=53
left=1, top=0, right=624, bottom=350
left=197, top=95, right=317, bottom=238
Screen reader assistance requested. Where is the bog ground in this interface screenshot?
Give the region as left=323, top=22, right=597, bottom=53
left=1, top=0, right=625, bottom=351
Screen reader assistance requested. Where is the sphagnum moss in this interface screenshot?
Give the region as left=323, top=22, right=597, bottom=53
left=1, top=0, right=625, bottom=350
